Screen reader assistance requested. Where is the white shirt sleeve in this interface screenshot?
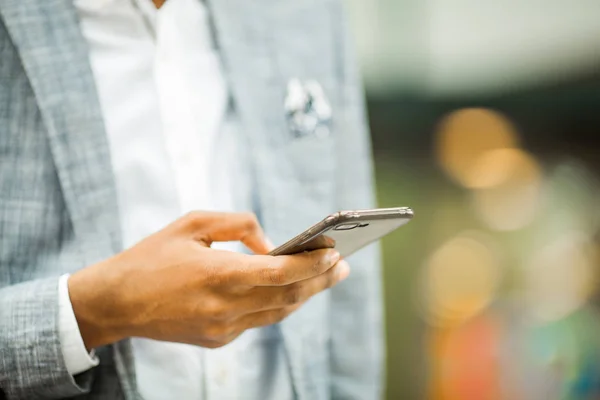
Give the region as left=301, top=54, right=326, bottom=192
left=58, top=274, right=100, bottom=375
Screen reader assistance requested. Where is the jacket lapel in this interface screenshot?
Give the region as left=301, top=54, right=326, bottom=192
left=0, top=0, right=122, bottom=261
left=0, top=1, right=137, bottom=398
left=205, top=1, right=307, bottom=398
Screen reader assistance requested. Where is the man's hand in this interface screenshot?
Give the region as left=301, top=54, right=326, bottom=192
left=68, top=212, right=349, bottom=350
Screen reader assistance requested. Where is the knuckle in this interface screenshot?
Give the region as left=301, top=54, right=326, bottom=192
left=264, top=262, right=286, bottom=285
left=205, top=266, right=235, bottom=287
left=184, top=211, right=205, bottom=228
left=204, top=300, right=232, bottom=321
left=311, top=255, right=327, bottom=274
left=186, top=210, right=203, bottom=222
left=242, top=212, right=259, bottom=231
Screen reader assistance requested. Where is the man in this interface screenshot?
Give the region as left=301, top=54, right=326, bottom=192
left=0, top=0, right=384, bottom=399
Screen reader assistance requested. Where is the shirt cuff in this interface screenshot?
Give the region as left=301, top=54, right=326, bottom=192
left=58, top=274, right=100, bottom=375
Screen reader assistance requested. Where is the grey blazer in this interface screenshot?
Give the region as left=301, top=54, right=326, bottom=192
left=0, top=0, right=384, bottom=399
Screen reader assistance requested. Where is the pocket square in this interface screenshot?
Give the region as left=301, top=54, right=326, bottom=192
left=284, top=78, right=332, bottom=139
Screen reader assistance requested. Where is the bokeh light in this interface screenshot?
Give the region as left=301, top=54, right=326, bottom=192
left=418, top=232, right=501, bottom=328
left=429, top=313, right=503, bottom=400
left=499, top=306, right=600, bottom=400
left=471, top=148, right=543, bottom=231
left=542, top=161, right=600, bottom=238
left=426, top=106, right=600, bottom=399
left=435, top=108, right=520, bottom=188
left=522, top=231, right=597, bottom=323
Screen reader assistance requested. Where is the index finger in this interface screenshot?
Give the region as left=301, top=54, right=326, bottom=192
left=236, top=249, right=341, bottom=286
left=183, top=211, right=272, bottom=255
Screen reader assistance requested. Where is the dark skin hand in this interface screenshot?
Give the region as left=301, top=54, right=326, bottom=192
left=69, top=211, right=350, bottom=350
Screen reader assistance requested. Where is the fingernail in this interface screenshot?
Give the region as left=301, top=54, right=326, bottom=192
left=337, top=260, right=350, bottom=281
left=329, top=250, right=341, bottom=265
left=266, top=237, right=276, bottom=251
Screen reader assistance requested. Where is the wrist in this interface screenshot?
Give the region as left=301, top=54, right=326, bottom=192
left=68, top=259, right=130, bottom=349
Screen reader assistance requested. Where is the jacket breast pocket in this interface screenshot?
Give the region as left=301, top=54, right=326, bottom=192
left=284, top=133, right=336, bottom=186
left=258, top=133, right=336, bottom=244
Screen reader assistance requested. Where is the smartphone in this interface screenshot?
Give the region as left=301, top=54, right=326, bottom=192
left=269, top=207, right=413, bottom=257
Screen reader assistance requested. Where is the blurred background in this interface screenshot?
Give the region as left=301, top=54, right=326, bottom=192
left=343, top=1, right=600, bottom=399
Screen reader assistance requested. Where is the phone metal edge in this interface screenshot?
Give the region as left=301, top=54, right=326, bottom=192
left=268, top=213, right=340, bottom=256
left=268, top=207, right=413, bottom=256
left=338, top=207, right=414, bottom=222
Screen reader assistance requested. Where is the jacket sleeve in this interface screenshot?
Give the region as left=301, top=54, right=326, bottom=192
left=0, top=277, right=94, bottom=399
left=328, top=7, right=386, bottom=400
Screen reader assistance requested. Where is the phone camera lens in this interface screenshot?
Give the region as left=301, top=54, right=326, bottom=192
left=334, top=223, right=359, bottom=231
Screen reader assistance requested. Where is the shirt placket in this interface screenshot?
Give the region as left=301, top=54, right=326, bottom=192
left=154, top=2, right=211, bottom=215
left=152, top=2, right=236, bottom=400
